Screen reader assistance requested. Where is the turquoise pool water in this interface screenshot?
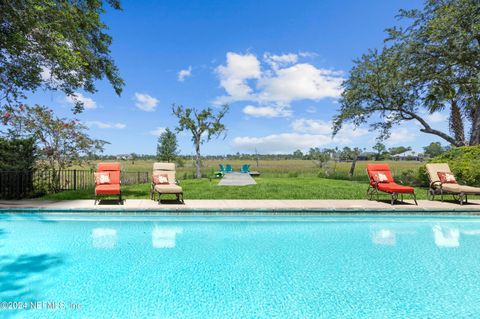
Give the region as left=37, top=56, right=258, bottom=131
left=1, top=213, right=480, bottom=318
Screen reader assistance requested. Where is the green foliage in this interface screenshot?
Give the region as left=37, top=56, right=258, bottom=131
left=429, top=146, right=480, bottom=186
left=292, top=149, right=304, bottom=159
left=423, top=142, right=447, bottom=158
left=10, top=105, right=107, bottom=191
left=0, top=0, right=124, bottom=114
left=0, top=137, right=36, bottom=170
left=334, top=0, right=480, bottom=146
left=372, top=142, right=388, bottom=160
left=156, top=128, right=179, bottom=162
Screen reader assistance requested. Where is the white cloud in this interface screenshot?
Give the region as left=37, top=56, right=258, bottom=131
left=426, top=112, right=448, bottom=123
left=257, top=64, right=343, bottom=103
left=263, top=53, right=298, bottom=69
left=386, top=127, right=416, bottom=145
left=291, top=118, right=368, bottom=140
left=291, top=118, right=332, bottom=134
left=134, top=93, right=158, bottom=112
left=86, top=121, right=126, bottom=129
left=64, top=92, right=97, bottom=109
left=177, top=66, right=192, bottom=82
left=233, top=133, right=334, bottom=154
left=242, top=105, right=292, bottom=118
left=233, top=119, right=368, bottom=153
left=215, top=52, right=262, bottom=103
left=150, top=127, right=166, bottom=136
left=214, top=52, right=344, bottom=107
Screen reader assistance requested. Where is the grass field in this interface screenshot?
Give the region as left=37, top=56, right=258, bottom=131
left=41, top=176, right=429, bottom=201
left=69, top=159, right=424, bottom=179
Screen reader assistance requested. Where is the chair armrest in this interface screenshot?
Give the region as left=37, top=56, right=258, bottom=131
left=430, top=181, right=442, bottom=189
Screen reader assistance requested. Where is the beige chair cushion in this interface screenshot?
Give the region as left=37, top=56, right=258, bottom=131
left=153, top=162, right=176, bottom=182
left=441, top=183, right=480, bottom=195
left=154, top=184, right=183, bottom=194
left=153, top=162, right=175, bottom=171
left=426, top=163, right=452, bottom=183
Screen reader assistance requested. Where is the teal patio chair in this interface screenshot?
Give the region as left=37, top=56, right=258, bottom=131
left=226, top=164, right=233, bottom=173
left=219, top=164, right=226, bottom=173
left=240, top=164, right=250, bottom=173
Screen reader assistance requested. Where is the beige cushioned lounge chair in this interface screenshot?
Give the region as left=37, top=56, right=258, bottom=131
left=150, top=162, right=184, bottom=203
left=426, top=163, right=480, bottom=205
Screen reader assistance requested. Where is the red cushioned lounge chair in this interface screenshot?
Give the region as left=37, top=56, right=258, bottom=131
left=94, top=162, right=122, bottom=205
left=366, top=163, right=417, bottom=205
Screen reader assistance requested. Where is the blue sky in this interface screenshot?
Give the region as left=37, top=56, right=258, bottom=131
left=31, top=0, right=449, bottom=155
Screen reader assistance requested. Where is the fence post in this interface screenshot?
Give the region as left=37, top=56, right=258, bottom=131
left=73, top=169, right=77, bottom=191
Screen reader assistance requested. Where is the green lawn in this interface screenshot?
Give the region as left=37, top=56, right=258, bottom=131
left=40, top=177, right=428, bottom=200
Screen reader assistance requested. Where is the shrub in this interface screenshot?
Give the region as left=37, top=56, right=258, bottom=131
left=428, top=146, right=480, bottom=186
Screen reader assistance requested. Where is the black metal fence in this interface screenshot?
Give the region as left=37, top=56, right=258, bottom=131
left=0, top=170, right=150, bottom=199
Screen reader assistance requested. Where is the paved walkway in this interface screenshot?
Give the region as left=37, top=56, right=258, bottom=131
left=218, top=172, right=257, bottom=186
left=1, top=199, right=479, bottom=213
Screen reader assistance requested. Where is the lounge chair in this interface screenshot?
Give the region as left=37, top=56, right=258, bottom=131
left=366, top=163, right=417, bottom=205
left=426, top=163, right=480, bottom=205
left=226, top=164, right=233, bottom=173
left=94, top=162, right=122, bottom=205
left=240, top=164, right=250, bottom=173
left=150, top=162, right=184, bottom=203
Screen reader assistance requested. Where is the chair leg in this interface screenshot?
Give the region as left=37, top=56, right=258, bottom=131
left=413, top=193, right=418, bottom=206
left=391, top=193, right=395, bottom=205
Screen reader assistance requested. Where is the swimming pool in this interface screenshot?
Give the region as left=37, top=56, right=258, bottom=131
left=1, top=213, right=480, bottom=318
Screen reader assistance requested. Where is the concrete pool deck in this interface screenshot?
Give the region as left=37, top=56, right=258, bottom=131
left=1, top=199, right=480, bottom=213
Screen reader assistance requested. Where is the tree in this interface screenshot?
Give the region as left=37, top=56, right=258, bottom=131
left=339, top=147, right=363, bottom=177
left=372, top=142, right=387, bottom=160
left=10, top=105, right=107, bottom=192
left=0, top=137, right=36, bottom=170
left=333, top=0, right=480, bottom=146
left=308, top=148, right=330, bottom=169
left=0, top=0, right=124, bottom=116
left=156, top=128, right=179, bottom=162
left=172, top=104, right=229, bottom=178
left=292, top=149, right=304, bottom=159
left=424, top=142, right=446, bottom=158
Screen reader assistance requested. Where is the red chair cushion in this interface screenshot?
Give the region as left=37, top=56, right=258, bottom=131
left=95, top=184, right=121, bottom=195
left=97, top=162, right=121, bottom=184
left=377, top=182, right=415, bottom=194
left=367, top=164, right=394, bottom=186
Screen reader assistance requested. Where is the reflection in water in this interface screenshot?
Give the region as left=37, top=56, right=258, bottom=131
left=433, top=226, right=459, bottom=248
left=372, top=229, right=396, bottom=246
left=92, top=228, right=117, bottom=249
left=152, top=226, right=183, bottom=249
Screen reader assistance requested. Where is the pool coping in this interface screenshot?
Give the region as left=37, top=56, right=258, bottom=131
left=1, top=199, right=480, bottom=215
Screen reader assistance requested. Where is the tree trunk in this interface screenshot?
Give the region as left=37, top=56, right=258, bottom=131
left=469, top=103, right=480, bottom=145
left=449, top=100, right=465, bottom=144
left=195, top=141, right=202, bottom=179
left=349, top=156, right=357, bottom=178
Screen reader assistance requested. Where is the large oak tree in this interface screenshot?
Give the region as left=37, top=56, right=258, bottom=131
left=334, top=0, right=480, bottom=146
left=0, top=0, right=124, bottom=115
